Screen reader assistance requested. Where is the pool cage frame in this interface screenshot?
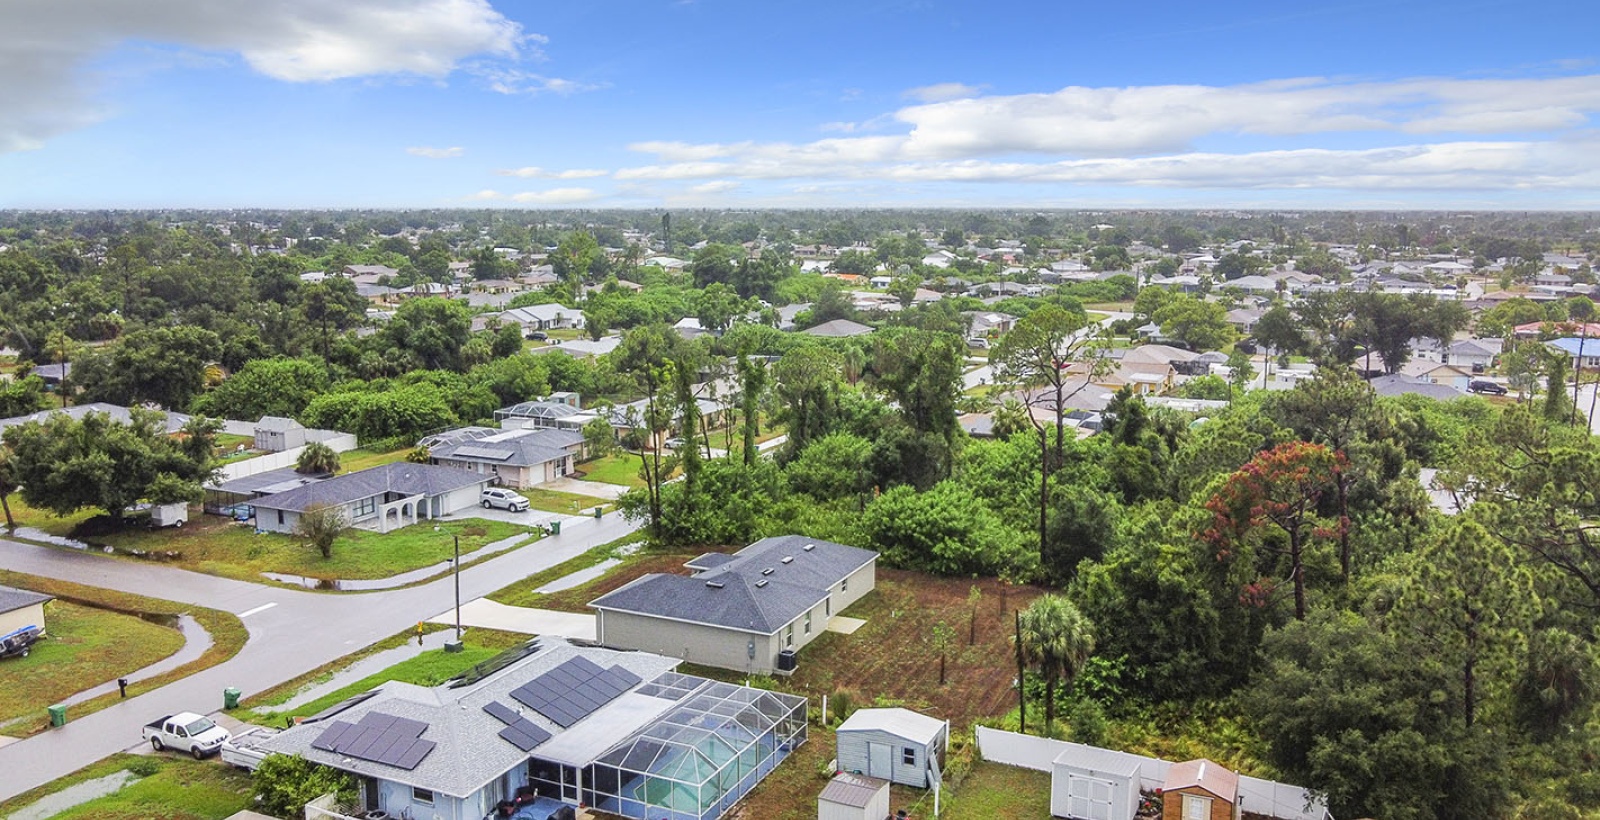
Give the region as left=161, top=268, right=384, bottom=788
left=526, top=674, right=808, bottom=820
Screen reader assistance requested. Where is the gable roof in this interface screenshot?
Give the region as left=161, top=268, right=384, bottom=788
left=819, top=773, right=889, bottom=808
left=1369, top=374, right=1465, bottom=401
left=837, top=707, right=945, bottom=746
left=589, top=535, right=877, bottom=635
left=251, top=463, right=489, bottom=513
left=0, top=585, right=52, bottom=616
left=1164, top=758, right=1239, bottom=801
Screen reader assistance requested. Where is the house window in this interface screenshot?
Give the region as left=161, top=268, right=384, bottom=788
left=841, top=577, right=849, bottom=593
left=1182, top=794, right=1211, bottom=820
left=804, top=611, right=813, bottom=634
left=903, top=747, right=916, bottom=766
left=413, top=787, right=435, bottom=805
left=276, top=510, right=284, bottom=526
left=354, top=496, right=377, bottom=518
left=825, top=597, right=831, bottom=616
left=785, top=623, right=794, bottom=648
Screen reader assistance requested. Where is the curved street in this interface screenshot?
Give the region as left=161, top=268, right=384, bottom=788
left=0, top=512, right=641, bottom=802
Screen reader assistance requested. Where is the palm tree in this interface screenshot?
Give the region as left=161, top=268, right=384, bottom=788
left=1015, top=595, right=1095, bottom=736
left=295, top=441, right=341, bottom=475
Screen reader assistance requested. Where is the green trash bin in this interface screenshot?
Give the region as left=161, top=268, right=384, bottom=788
left=550, top=520, right=561, bottom=535
left=223, top=687, right=242, bottom=710
left=594, top=507, right=603, bottom=519
left=47, top=704, right=66, bottom=727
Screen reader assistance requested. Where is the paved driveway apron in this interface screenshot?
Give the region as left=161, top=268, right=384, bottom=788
left=0, top=513, right=641, bottom=801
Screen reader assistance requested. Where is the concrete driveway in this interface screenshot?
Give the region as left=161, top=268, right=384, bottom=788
left=427, top=599, right=595, bottom=641
left=0, top=511, right=643, bottom=802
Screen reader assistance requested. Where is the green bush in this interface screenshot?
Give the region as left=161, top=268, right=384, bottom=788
left=252, top=754, right=356, bottom=818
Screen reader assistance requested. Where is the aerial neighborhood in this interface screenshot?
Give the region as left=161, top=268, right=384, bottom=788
left=2, top=207, right=1599, bottom=820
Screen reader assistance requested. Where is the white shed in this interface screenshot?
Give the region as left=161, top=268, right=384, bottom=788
left=818, top=772, right=890, bottom=820
left=1050, top=744, right=1143, bottom=820
left=836, top=707, right=948, bottom=788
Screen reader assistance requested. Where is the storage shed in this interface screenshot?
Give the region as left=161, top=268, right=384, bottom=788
left=1162, top=759, right=1238, bottom=820
left=818, top=772, right=890, bottom=820
left=1051, top=744, right=1142, bottom=820
left=836, top=707, right=947, bottom=788
left=0, top=585, right=52, bottom=636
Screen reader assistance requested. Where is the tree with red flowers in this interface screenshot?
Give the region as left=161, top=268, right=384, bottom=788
left=1202, top=441, right=1347, bottom=620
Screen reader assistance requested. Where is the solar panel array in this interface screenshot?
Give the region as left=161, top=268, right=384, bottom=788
left=482, top=701, right=552, bottom=752
left=453, top=445, right=515, bottom=461
left=311, top=711, right=436, bottom=770
left=509, top=656, right=642, bottom=728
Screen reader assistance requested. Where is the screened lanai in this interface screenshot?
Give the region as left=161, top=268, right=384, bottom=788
left=548, top=673, right=807, bottom=820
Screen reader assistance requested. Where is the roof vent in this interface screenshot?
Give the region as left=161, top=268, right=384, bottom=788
left=762, top=568, right=775, bottom=576
left=803, top=544, right=815, bottom=551
left=705, top=581, right=725, bottom=589
left=781, top=556, right=794, bottom=564
left=755, top=579, right=769, bottom=588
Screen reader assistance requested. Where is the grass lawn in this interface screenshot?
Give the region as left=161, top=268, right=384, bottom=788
left=71, top=515, right=535, bottom=583
left=1085, top=301, right=1134, bottom=312
left=0, top=754, right=252, bottom=820
left=486, top=535, right=643, bottom=609
left=940, top=761, right=1053, bottom=819
left=574, top=453, right=647, bottom=488
left=53, top=755, right=252, bottom=820
left=243, top=635, right=519, bottom=723
left=1086, top=310, right=1110, bottom=322
left=335, top=446, right=413, bottom=474
left=0, top=570, right=247, bottom=738
left=520, top=488, right=613, bottom=515
left=0, top=600, right=182, bottom=725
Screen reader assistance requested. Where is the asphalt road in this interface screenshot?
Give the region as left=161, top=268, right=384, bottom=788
left=0, top=511, right=642, bottom=802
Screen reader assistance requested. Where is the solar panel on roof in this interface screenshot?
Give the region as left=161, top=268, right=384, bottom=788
left=453, top=445, right=515, bottom=461
left=308, top=712, right=437, bottom=771
left=483, top=701, right=521, bottom=725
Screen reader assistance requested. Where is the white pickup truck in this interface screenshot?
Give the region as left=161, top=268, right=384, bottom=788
left=220, top=725, right=281, bottom=770
left=143, top=712, right=231, bottom=759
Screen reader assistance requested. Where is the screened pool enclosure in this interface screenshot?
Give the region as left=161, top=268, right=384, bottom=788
left=527, top=673, right=808, bottom=820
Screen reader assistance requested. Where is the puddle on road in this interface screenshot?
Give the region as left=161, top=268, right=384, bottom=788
left=7, top=770, right=140, bottom=820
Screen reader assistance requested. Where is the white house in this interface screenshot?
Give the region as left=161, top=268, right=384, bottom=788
left=250, top=463, right=490, bottom=535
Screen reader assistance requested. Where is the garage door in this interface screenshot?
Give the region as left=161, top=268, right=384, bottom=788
left=1066, top=774, right=1115, bottom=820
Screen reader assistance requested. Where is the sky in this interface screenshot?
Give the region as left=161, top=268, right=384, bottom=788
left=2, top=0, right=1599, bottom=210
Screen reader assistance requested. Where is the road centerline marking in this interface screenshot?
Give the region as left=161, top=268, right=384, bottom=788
left=238, top=602, right=277, bottom=618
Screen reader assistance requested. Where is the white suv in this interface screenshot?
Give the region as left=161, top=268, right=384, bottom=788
left=480, top=487, right=530, bottom=512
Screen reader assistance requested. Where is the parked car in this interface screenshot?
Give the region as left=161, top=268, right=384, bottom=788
left=967, top=337, right=990, bottom=349
left=1468, top=379, right=1508, bottom=395
left=527, top=330, right=549, bottom=341
left=663, top=437, right=687, bottom=449
left=480, top=487, right=530, bottom=512
left=143, top=712, right=231, bottom=759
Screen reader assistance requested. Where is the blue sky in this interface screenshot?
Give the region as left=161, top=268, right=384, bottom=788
left=2, top=0, right=1598, bottom=209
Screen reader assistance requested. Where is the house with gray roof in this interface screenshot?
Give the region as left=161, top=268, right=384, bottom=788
left=424, top=427, right=585, bottom=489
left=0, top=402, right=193, bottom=436
left=1368, top=374, right=1467, bottom=401
left=590, top=535, right=878, bottom=675
left=802, top=319, right=874, bottom=338
left=250, top=462, right=490, bottom=535
left=257, top=637, right=807, bottom=820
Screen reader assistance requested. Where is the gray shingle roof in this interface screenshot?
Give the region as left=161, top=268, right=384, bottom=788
left=803, top=319, right=874, bottom=338
left=0, top=585, right=52, bottom=616
left=251, top=463, right=489, bottom=513
left=1369, top=374, right=1465, bottom=401
left=429, top=428, right=582, bottom=469
left=257, top=639, right=678, bottom=799
left=590, top=536, right=877, bottom=635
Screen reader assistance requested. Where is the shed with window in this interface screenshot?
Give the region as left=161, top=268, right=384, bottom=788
left=1161, top=759, right=1238, bottom=820
left=835, top=707, right=947, bottom=788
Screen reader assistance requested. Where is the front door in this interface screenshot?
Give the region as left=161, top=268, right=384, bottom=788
left=868, top=742, right=892, bottom=780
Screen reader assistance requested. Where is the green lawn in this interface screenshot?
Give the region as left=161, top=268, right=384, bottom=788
left=940, top=761, right=1053, bottom=819
left=520, top=488, right=613, bottom=515
left=336, top=446, right=413, bottom=473
left=0, top=600, right=182, bottom=726
left=84, top=516, right=536, bottom=583
left=486, top=540, right=635, bottom=608
left=244, top=643, right=504, bottom=722
left=575, top=453, right=647, bottom=488
left=52, top=756, right=253, bottom=820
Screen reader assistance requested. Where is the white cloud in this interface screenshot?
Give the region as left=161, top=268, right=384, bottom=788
left=2, top=0, right=525, bottom=152
left=473, top=67, right=605, bottom=96
left=690, top=180, right=741, bottom=194
left=468, top=189, right=504, bottom=200
left=609, top=73, right=1600, bottom=194
left=407, top=146, right=464, bottom=159
left=496, top=166, right=609, bottom=179
left=509, top=187, right=600, bottom=204
left=904, top=82, right=984, bottom=103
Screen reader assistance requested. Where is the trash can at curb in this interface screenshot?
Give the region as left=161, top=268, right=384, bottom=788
left=550, top=520, right=561, bottom=535
left=223, top=687, right=242, bottom=710
left=47, top=704, right=66, bottom=727
left=594, top=507, right=603, bottom=519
